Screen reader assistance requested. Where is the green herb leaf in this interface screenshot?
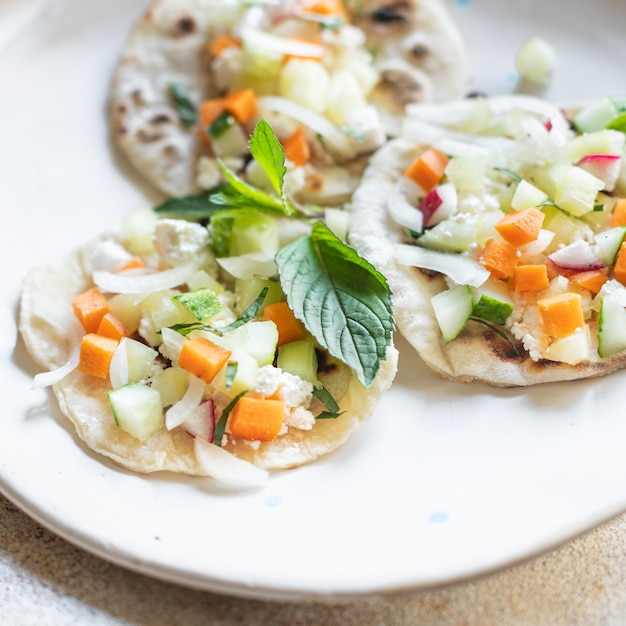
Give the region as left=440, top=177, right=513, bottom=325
left=249, top=118, right=286, bottom=198
left=154, top=189, right=226, bottom=220
left=276, top=222, right=394, bottom=387
left=469, top=317, right=520, bottom=355
left=494, top=167, right=522, bottom=183
left=173, top=289, right=222, bottom=320
left=168, top=83, right=197, bottom=128
left=225, top=362, right=238, bottom=390
left=312, top=386, right=344, bottom=419
left=169, top=287, right=269, bottom=336
left=213, top=390, right=247, bottom=446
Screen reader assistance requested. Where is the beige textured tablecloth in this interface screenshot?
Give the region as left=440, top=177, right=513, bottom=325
left=2, top=492, right=626, bottom=625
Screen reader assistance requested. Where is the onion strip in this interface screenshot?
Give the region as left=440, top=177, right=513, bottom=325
left=93, top=262, right=197, bottom=295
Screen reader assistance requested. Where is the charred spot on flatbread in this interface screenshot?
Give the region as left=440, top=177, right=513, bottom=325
left=173, top=15, right=197, bottom=36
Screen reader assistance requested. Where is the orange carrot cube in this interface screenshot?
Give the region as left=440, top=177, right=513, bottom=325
left=537, top=292, right=585, bottom=338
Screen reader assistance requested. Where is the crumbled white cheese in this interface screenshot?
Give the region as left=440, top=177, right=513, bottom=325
left=154, top=219, right=214, bottom=269
left=284, top=406, right=315, bottom=430
left=86, top=240, right=134, bottom=273
left=254, top=366, right=283, bottom=397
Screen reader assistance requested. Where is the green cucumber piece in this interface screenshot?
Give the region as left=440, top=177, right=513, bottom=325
left=235, top=277, right=284, bottom=313
left=598, top=294, right=626, bottom=357
left=471, top=292, right=514, bottom=325
left=431, top=284, right=473, bottom=342
left=174, top=288, right=222, bottom=321
left=277, top=339, right=320, bottom=386
left=125, top=338, right=159, bottom=382
left=594, top=225, right=626, bottom=266
left=211, top=320, right=279, bottom=366
left=108, top=383, right=164, bottom=441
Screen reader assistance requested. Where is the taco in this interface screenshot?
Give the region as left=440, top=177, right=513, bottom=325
left=20, top=123, right=397, bottom=485
left=349, top=94, right=626, bottom=387
left=109, top=0, right=467, bottom=202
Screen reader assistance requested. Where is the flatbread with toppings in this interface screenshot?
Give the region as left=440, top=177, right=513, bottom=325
left=349, top=94, right=626, bottom=386
left=19, top=123, right=397, bottom=484
left=109, top=0, right=467, bottom=202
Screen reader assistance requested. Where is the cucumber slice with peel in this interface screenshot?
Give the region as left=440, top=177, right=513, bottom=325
left=108, top=383, right=164, bottom=441
left=431, top=284, right=473, bottom=343
left=598, top=294, right=626, bottom=357
left=277, top=339, right=319, bottom=386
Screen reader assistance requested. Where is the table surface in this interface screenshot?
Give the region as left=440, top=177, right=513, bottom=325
left=3, top=492, right=626, bottom=625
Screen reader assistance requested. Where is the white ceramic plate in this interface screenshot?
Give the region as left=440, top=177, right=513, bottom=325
left=2, top=0, right=626, bottom=602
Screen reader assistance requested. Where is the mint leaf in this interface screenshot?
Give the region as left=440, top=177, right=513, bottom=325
left=173, top=289, right=222, bottom=321
left=217, top=159, right=290, bottom=214
left=275, top=222, right=394, bottom=387
left=168, top=83, right=197, bottom=128
left=249, top=118, right=286, bottom=198
left=154, top=189, right=225, bottom=219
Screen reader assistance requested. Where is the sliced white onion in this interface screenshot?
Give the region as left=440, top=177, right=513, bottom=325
left=93, top=262, right=198, bottom=295
left=387, top=184, right=423, bottom=233
left=194, top=437, right=269, bottom=487
left=32, top=317, right=83, bottom=389
left=166, top=374, right=205, bottom=430
left=160, top=327, right=186, bottom=360
left=240, top=25, right=324, bottom=59
left=217, top=252, right=277, bottom=280
left=548, top=240, right=604, bottom=271
left=519, top=228, right=554, bottom=257
left=257, top=96, right=352, bottom=157
left=394, top=243, right=490, bottom=287
left=522, top=116, right=561, bottom=162
left=86, top=240, right=135, bottom=274
left=109, top=338, right=129, bottom=389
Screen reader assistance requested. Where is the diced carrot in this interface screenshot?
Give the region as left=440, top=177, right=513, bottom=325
left=514, top=264, right=549, bottom=292
left=228, top=396, right=285, bottom=442
left=262, top=302, right=308, bottom=347
left=282, top=127, right=310, bottom=166
left=404, top=148, right=450, bottom=193
left=118, top=256, right=146, bottom=272
left=569, top=269, right=609, bottom=294
left=537, top=292, right=585, bottom=338
left=223, top=88, right=257, bottom=125
left=614, top=242, right=626, bottom=285
left=97, top=312, right=130, bottom=341
left=208, top=33, right=241, bottom=58
left=198, top=98, right=226, bottom=140
left=494, top=208, right=545, bottom=247
left=72, top=287, right=110, bottom=334
left=300, top=0, right=349, bottom=18
left=610, top=198, right=626, bottom=227
left=178, top=336, right=232, bottom=384
left=78, top=333, right=118, bottom=379
left=479, top=238, right=519, bottom=280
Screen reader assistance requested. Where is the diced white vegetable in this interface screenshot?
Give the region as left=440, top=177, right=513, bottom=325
left=431, top=284, right=473, bottom=342
left=552, top=164, right=604, bottom=216
left=165, top=374, right=205, bottom=430
left=511, top=179, right=548, bottom=210
left=542, top=326, right=591, bottom=365
left=109, top=383, right=164, bottom=441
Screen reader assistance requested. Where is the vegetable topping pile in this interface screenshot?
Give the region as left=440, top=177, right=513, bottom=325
left=389, top=95, right=626, bottom=365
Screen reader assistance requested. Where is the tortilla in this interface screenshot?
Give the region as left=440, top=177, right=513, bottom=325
left=19, top=224, right=397, bottom=476
left=109, top=0, right=468, bottom=200
left=348, top=95, right=626, bottom=387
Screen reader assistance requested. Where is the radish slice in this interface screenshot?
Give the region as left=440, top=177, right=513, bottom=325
left=182, top=400, right=215, bottom=442
left=165, top=374, right=205, bottom=430
left=576, top=154, right=621, bottom=192
left=394, top=244, right=490, bottom=287
left=419, top=183, right=458, bottom=226
left=548, top=240, right=604, bottom=271
left=194, top=438, right=269, bottom=487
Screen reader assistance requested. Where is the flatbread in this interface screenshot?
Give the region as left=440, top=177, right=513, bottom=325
left=19, top=233, right=397, bottom=474
left=109, top=0, right=468, bottom=198
left=348, top=98, right=626, bottom=387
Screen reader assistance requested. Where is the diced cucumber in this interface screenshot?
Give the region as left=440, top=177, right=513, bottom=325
left=277, top=339, right=319, bottom=386
left=594, top=225, right=626, bottom=266
left=515, top=36, right=555, bottom=85
left=431, top=284, right=473, bottom=342
left=174, top=288, right=222, bottom=321
left=417, top=215, right=478, bottom=253
left=561, top=129, right=625, bottom=163
left=126, top=338, right=158, bottom=382
left=553, top=164, right=604, bottom=217
left=152, top=367, right=190, bottom=407
left=542, top=205, right=593, bottom=248
left=511, top=179, right=548, bottom=210
left=231, top=210, right=280, bottom=256
left=119, top=207, right=158, bottom=256
left=209, top=112, right=249, bottom=157
left=186, top=269, right=224, bottom=295
left=213, top=351, right=259, bottom=396
left=108, top=383, right=164, bottom=441
left=209, top=320, right=278, bottom=366
left=597, top=294, right=626, bottom=357
left=573, top=97, right=618, bottom=133
left=543, top=326, right=591, bottom=365
left=444, top=156, right=485, bottom=193
left=235, top=276, right=284, bottom=313
left=107, top=293, right=143, bottom=334
left=471, top=282, right=514, bottom=324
